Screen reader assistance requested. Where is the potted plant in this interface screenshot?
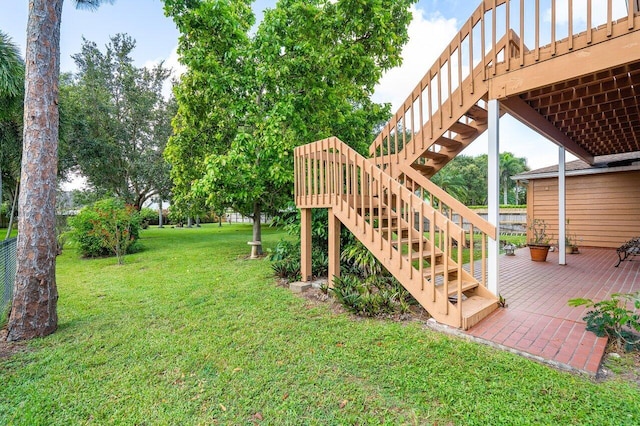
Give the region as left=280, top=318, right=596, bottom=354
left=565, top=219, right=580, bottom=254
left=528, top=218, right=552, bottom=262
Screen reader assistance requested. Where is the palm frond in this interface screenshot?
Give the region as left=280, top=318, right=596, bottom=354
left=0, top=31, right=24, bottom=98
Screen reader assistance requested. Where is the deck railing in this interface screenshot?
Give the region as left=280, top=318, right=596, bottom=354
left=369, top=0, right=638, bottom=173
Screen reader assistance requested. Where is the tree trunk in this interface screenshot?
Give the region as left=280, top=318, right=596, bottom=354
left=158, top=199, right=163, bottom=228
left=7, top=0, right=62, bottom=341
left=187, top=217, right=192, bottom=228
left=503, top=182, right=508, bottom=205
left=196, top=216, right=200, bottom=227
left=252, top=202, right=263, bottom=256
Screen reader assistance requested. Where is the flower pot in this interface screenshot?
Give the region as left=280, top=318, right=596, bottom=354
left=528, top=244, right=550, bottom=262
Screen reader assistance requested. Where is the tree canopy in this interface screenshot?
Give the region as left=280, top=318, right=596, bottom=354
left=164, top=0, right=417, bottom=250
left=433, top=152, right=529, bottom=206
left=63, top=34, right=175, bottom=209
left=0, top=31, right=24, bottom=216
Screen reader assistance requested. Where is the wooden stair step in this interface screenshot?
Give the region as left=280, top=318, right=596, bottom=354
left=464, top=105, right=488, bottom=123
left=419, top=150, right=450, bottom=163
left=423, top=263, right=459, bottom=277
left=435, top=279, right=479, bottom=297
left=402, top=250, right=442, bottom=262
left=461, top=295, right=499, bottom=330
left=392, top=236, right=427, bottom=246
left=449, top=121, right=478, bottom=138
left=434, top=135, right=462, bottom=149
left=413, top=164, right=435, bottom=175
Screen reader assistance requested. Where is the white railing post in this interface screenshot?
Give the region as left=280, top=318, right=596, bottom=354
left=487, top=99, right=500, bottom=296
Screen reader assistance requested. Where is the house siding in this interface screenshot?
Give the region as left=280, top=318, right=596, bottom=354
left=526, top=170, right=640, bottom=248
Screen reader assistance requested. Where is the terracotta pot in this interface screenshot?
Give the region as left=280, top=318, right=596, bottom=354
left=528, top=244, right=550, bottom=262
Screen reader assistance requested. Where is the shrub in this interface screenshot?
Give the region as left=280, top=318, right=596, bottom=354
left=139, top=207, right=158, bottom=228
left=69, top=198, right=142, bottom=261
left=331, top=273, right=413, bottom=317
left=271, top=258, right=301, bottom=281
left=569, top=292, right=640, bottom=352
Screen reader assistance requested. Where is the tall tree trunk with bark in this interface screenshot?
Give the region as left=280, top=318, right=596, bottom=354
left=7, top=0, right=62, bottom=341
left=252, top=201, right=263, bottom=256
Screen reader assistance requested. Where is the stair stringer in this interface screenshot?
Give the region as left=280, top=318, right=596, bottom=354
left=330, top=201, right=463, bottom=327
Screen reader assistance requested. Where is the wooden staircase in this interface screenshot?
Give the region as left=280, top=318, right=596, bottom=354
left=295, top=138, right=498, bottom=329
left=294, top=0, right=640, bottom=329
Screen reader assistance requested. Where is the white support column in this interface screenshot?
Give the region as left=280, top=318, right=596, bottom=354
left=559, top=147, right=566, bottom=265
left=487, top=99, right=500, bottom=296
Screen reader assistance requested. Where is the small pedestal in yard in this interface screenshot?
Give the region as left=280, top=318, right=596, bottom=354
left=247, top=241, right=262, bottom=259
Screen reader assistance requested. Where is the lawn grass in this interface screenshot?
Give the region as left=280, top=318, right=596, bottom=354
left=1, top=224, right=639, bottom=424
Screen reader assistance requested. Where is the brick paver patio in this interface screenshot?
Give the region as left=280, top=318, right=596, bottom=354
left=466, top=246, right=640, bottom=374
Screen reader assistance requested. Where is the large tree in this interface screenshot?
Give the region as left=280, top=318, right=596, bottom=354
left=7, top=0, right=113, bottom=342
left=164, top=0, right=415, bottom=253
left=63, top=34, right=174, bottom=210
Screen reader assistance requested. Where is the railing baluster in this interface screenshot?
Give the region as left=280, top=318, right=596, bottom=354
left=551, top=0, right=556, bottom=56
left=388, top=176, right=393, bottom=261
left=629, top=0, right=635, bottom=30
left=427, top=70, right=433, bottom=139
left=437, top=58, right=443, bottom=129
left=370, top=162, right=375, bottom=243
left=458, top=33, right=463, bottom=106
left=443, top=219, right=450, bottom=315
left=430, top=209, right=436, bottom=302
left=520, top=0, right=525, bottom=66
left=505, top=0, right=511, bottom=71
left=397, top=184, right=403, bottom=270
left=535, top=0, right=540, bottom=61
left=419, top=201, right=425, bottom=291
left=458, top=229, right=463, bottom=326
left=492, top=0, right=497, bottom=75
left=447, top=47, right=452, bottom=118
left=568, top=0, right=573, bottom=50
left=482, top=233, right=487, bottom=288
left=320, top=138, right=326, bottom=205
left=469, top=19, right=474, bottom=93
left=481, top=1, right=486, bottom=80
left=607, top=0, right=613, bottom=37
left=408, top=191, right=413, bottom=279
left=587, top=0, right=592, bottom=44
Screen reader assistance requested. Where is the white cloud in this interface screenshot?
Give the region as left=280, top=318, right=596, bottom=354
left=373, top=7, right=459, bottom=112
left=144, top=46, right=186, bottom=99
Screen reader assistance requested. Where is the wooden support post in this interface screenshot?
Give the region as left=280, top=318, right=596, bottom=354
left=559, top=147, right=566, bottom=265
left=328, top=209, right=341, bottom=288
left=301, top=208, right=312, bottom=282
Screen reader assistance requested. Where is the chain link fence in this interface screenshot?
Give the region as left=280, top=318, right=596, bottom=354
left=1, top=238, right=17, bottom=315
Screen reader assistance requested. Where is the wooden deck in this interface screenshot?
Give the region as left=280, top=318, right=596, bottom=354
left=467, top=247, right=640, bottom=374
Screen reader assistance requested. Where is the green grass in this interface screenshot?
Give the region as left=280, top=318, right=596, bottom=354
left=1, top=224, right=640, bottom=425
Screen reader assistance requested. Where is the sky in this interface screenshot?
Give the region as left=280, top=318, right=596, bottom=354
left=0, top=0, right=575, bottom=171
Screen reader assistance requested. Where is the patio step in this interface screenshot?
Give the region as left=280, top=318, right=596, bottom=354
left=460, top=295, right=498, bottom=330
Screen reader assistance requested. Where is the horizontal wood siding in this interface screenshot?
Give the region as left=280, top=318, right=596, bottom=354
left=527, top=171, right=640, bottom=248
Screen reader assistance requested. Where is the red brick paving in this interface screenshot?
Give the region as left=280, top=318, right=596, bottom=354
left=466, top=247, right=640, bottom=374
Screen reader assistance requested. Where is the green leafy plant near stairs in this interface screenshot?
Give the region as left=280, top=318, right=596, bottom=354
left=569, top=292, right=640, bottom=352
left=332, top=240, right=415, bottom=317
